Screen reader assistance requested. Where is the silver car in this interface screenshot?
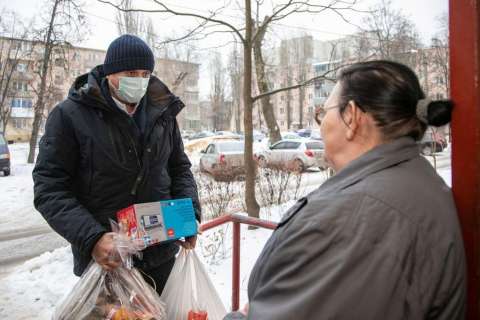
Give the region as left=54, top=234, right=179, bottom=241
left=199, top=140, right=245, bottom=179
left=255, top=139, right=327, bottom=172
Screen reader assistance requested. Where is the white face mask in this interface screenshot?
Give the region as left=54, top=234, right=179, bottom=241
left=114, top=76, right=149, bottom=104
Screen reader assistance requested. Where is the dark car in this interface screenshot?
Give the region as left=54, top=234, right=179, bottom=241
left=296, top=128, right=312, bottom=138
left=189, top=131, right=215, bottom=140
left=0, top=133, right=11, bottom=176
left=419, top=128, right=448, bottom=155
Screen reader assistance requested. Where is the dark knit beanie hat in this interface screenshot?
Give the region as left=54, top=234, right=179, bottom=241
left=103, top=34, right=155, bottom=75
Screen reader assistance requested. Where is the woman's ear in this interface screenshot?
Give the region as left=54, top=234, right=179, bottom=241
left=344, top=100, right=362, bottom=140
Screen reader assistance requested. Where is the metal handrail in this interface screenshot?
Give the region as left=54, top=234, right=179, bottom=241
left=199, top=213, right=278, bottom=311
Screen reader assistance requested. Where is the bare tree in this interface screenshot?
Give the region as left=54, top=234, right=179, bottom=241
left=27, top=0, right=87, bottom=163
left=209, top=51, right=227, bottom=131
left=98, top=0, right=359, bottom=218
left=279, top=40, right=293, bottom=130
left=228, top=41, right=243, bottom=133
left=431, top=13, right=449, bottom=97
left=115, top=0, right=157, bottom=49
left=358, top=0, right=421, bottom=66
left=292, top=36, right=313, bottom=130
left=0, top=11, right=33, bottom=134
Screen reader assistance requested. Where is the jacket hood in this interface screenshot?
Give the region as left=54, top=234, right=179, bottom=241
left=68, top=65, right=185, bottom=117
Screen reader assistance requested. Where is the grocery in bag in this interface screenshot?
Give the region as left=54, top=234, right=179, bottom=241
left=160, top=249, right=226, bottom=320
left=53, top=221, right=167, bottom=320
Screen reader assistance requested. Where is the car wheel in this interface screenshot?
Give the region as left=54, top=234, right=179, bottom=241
left=434, top=143, right=444, bottom=153
left=293, top=159, right=304, bottom=173
left=199, top=161, right=207, bottom=173
left=3, top=169, right=10, bottom=176
left=422, top=145, right=433, bottom=156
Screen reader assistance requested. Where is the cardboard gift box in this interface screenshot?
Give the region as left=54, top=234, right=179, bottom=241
left=117, top=198, right=197, bottom=247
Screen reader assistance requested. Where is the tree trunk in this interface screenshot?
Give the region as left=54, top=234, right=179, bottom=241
left=27, top=0, right=60, bottom=163
left=286, top=75, right=292, bottom=130
left=252, top=23, right=281, bottom=144
left=297, top=62, right=308, bottom=129
left=298, top=83, right=305, bottom=129
left=243, top=0, right=260, bottom=219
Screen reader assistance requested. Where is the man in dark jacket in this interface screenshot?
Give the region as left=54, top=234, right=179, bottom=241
left=33, top=34, right=201, bottom=294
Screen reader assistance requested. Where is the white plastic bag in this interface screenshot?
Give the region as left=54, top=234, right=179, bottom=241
left=53, top=220, right=167, bottom=320
left=160, top=249, right=227, bottom=320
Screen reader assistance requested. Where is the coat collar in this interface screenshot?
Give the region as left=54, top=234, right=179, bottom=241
left=318, top=137, right=420, bottom=194
left=68, top=65, right=185, bottom=117
left=278, top=137, right=420, bottom=227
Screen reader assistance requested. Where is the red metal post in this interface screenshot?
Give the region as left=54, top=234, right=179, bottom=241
left=232, top=221, right=241, bottom=311
left=199, top=214, right=277, bottom=311
left=450, top=0, right=480, bottom=318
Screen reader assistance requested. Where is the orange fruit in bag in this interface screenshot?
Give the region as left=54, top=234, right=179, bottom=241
left=188, top=310, right=208, bottom=320
left=112, top=306, right=135, bottom=320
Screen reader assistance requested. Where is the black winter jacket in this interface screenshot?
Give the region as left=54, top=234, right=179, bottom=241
left=33, top=66, right=201, bottom=276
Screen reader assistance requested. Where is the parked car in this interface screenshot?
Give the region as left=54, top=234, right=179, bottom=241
left=296, top=128, right=312, bottom=138
left=255, top=139, right=327, bottom=172
left=253, top=130, right=266, bottom=142
left=310, top=129, right=322, bottom=140
left=281, top=131, right=302, bottom=140
left=189, top=131, right=215, bottom=140
left=419, top=128, right=448, bottom=155
left=181, top=130, right=195, bottom=140
left=214, top=131, right=236, bottom=136
left=199, top=140, right=245, bottom=180
left=0, top=133, right=11, bottom=176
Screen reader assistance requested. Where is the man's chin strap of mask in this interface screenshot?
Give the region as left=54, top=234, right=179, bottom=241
left=112, top=76, right=150, bottom=105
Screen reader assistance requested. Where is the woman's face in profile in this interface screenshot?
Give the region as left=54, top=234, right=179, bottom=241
left=320, top=82, right=345, bottom=169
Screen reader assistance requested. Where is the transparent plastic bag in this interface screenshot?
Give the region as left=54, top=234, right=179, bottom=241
left=160, top=249, right=226, bottom=320
left=53, top=221, right=167, bottom=320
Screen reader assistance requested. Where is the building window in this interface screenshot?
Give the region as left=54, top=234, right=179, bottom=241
left=280, top=121, right=285, bottom=126
left=280, top=108, right=285, bottom=114
left=11, top=118, right=28, bottom=129
left=436, top=93, right=445, bottom=99
left=12, top=81, right=28, bottom=92
left=436, top=76, right=445, bottom=85
left=55, top=74, right=63, bottom=85
left=309, top=94, right=313, bottom=99
left=55, top=58, right=65, bottom=67
left=308, top=107, right=314, bottom=113
left=281, top=95, right=285, bottom=101
left=11, top=98, right=33, bottom=108
left=17, top=63, right=27, bottom=73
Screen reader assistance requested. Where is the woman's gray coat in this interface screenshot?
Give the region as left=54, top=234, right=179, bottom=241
left=246, top=137, right=466, bottom=320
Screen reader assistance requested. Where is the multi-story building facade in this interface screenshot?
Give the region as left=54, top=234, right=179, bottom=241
left=0, top=37, right=200, bottom=141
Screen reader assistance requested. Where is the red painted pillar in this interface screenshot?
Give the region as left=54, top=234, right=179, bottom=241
left=232, top=222, right=241, bottom=311
left=450, top=0, right=480, bottom=319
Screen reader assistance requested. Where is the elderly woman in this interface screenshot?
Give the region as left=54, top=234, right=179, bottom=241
left=225, top=60, right=466, bottom=320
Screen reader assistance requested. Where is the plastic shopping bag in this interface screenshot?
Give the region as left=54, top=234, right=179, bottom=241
left=160, top=249, right=226, bottom=320
left=53, top=221, right=167, bottom=320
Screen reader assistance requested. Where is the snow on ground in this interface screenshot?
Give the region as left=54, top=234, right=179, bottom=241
left=0, top=202, right=291, bottom=319
left=0, top=143, right=47, bottom=235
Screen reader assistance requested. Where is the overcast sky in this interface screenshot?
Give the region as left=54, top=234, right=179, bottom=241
left=2, top=0, right=449, bottom=98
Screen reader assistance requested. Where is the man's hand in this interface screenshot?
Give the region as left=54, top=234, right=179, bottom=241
left=92, top=232, right=121, bottom=271
left=176, top=235, right=197, bottom=250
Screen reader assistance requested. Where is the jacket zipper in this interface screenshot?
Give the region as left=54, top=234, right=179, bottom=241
left=130, top=98, right=180, bottom=196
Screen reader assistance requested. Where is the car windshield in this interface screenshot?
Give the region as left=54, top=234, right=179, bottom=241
left=0, top=135, right=6, bottom=145
left=218, top=142, right=244, bottom=152
left=286, top=142, right=301, bottom=149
